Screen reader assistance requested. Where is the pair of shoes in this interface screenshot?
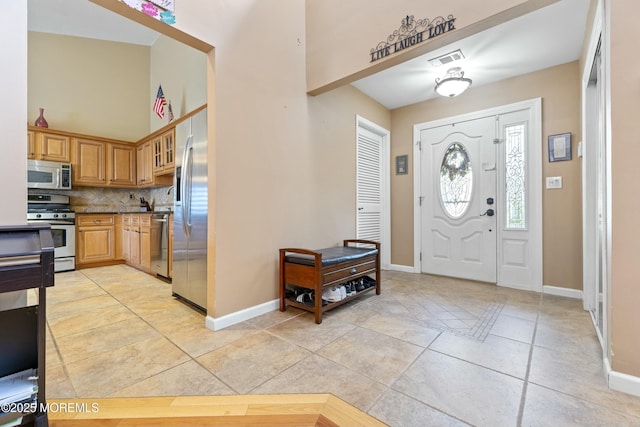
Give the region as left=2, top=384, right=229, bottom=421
left=295, top=291, right=329, bottom=307
left=286, top=285, right=308, bottom=300
left=355, top=278, right=366, bottom=292
left=363, top=276, right=376, bottom=289
left=339, top=285, right=347, bottom=300
left=322, top=286, right=342, bottom=303
left=344, top=281, right=357, bottom=297
left=296, top=292, right=314, bottom=306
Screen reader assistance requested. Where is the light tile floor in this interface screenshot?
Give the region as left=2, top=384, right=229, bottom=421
left=43, top=265, right=640, bottom=426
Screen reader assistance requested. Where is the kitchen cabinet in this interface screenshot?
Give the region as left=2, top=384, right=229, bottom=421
left=136, top=141, right=154, bottom=187
left=27, top=128, right=71, bottom=162
left=122, top=214, right=131, bottom=261
left=31, top=126, right=174, bottom=189
left=72, top=138, right=136, bottom=187
left=114, top=214, right=123, bottom=261
left=153, top=129, right=175, bottom=175
left=27, top=130, right=35, bottom=159
left=108, top=143, right=136, bottom=187
left=73, top=138, right=106, bottom=185
left=122, top=214, right=152, bottom=272
left=77, top=214, right=116, bottom=266
left=139, top=214, right=151, bottom=271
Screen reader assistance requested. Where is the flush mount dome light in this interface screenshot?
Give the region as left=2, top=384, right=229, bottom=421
left=435, top=67, right=472, bottom=97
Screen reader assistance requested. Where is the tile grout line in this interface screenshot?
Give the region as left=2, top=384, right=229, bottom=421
left=61, top=268, right=242, bottom=397
left=516, top=293, right=542, bottom=427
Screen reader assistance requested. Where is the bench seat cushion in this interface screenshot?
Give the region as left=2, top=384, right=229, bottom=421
left=285, top=246, right=378, bottom=267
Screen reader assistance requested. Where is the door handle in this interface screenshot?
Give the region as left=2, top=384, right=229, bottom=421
left=480, top=208, right=495, bottom=217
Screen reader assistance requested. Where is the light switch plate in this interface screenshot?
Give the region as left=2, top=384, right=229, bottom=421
left=546, top=176, right=563, bottom=189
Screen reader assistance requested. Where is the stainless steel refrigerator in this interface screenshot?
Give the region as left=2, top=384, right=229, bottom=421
left=173, top=108, right=208, bottom=312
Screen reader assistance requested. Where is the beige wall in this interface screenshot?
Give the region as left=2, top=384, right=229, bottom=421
left=28, top=32, right=150, bottom=141
left=149, top=35, right=207, bottom=133
left=170, top=0, right=390, bottom=317
left=609, top=0, right=640, bottom=378
left=306, top=0, right=551, bottom=93
left=28, top=32, right=207, bottom=141
left=390, top=62, right=582, bottom=289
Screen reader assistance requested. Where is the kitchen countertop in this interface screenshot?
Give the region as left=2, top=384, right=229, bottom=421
left=75, top=208, right=173, bottom=214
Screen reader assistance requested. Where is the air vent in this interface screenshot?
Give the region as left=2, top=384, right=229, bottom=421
left=428, top=49, right=465, bottom=67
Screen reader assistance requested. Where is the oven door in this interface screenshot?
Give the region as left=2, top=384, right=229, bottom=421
left=27, top=221, right=75, bottom=272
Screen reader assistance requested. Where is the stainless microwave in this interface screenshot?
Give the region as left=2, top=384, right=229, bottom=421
left=27, top=159, right=72, bottom=190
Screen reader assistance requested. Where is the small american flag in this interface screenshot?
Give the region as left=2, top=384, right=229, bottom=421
left=153, top=85, right=166, bottom=119
left=167, top=100, right=174, bottom=122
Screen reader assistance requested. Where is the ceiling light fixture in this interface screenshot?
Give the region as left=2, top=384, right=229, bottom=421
left=435, top=67, right=472, bottom=97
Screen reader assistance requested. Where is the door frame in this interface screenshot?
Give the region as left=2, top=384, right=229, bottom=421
left=581, top=0, right=610, bottom=370
left=412, top=99, right=542, bottom=292
left=356, top=115, right=391, bottom=269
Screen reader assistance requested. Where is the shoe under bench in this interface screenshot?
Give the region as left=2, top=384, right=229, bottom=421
left=279, top=239, right=380, bottom=324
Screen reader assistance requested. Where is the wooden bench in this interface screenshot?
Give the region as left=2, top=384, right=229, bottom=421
left=279, top=239, right=380, bottom=324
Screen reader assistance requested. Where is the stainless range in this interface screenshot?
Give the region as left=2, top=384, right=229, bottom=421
left=27, top=194, right=75, bottom=272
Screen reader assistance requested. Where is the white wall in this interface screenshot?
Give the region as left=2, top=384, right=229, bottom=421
left=1, top=2, right=28, bottom=225
left=0, top=2, right=28, bottom=309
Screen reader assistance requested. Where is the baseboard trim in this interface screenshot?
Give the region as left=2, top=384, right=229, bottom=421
left=542, top=285, right=583, bottom=299
left=206, top=299, right=279, bottom=331
left=609, top=368, right=640, bottom=397
left=388, top=264, right=415, bottom=273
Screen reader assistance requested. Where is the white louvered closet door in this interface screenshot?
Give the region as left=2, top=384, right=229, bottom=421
left=356, top=127, right=383, bottom=243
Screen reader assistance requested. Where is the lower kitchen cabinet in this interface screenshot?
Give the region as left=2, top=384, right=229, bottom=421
left=122, top=213, right=152, bottom=273
left=77, top=214, right=116, bottom=267
left=139, top=215, right=151, bottom=271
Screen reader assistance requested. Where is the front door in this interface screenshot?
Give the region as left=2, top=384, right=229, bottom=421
left=420, top=116, right=497, bottom=282
left=417, top=100, right=542, bottom=291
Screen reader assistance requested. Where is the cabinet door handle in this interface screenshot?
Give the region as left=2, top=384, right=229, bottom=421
left=350, top=268, right=357, bottom=274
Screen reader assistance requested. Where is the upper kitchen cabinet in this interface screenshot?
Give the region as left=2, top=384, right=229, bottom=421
left=27, top=128, right=71, bottom=162
left=72, top=136, right=136, bottom=188
left=153, top=129, right=175, bottom=175
left=136, top=141, right=153, bottom=187
left=108, top=143, right=136, bottom=187
left=73, top=138, right=106, bottom=185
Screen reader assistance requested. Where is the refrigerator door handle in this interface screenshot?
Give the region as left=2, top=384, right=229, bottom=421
left=181, top=135, right=194, bottom=238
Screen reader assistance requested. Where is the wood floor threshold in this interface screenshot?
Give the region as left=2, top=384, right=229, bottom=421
left=47, top=394, right=387, bottom=427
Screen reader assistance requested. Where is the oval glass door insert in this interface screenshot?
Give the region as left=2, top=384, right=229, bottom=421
left=440, top=143, right=473, bottom=218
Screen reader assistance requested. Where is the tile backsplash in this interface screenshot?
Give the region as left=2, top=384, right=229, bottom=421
left=29, top=186, right=173, bottom=212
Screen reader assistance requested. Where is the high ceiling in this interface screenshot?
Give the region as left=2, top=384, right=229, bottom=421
left=352, top=0, right=590, bottom=109
left=28, top=0, right=590, bottom=110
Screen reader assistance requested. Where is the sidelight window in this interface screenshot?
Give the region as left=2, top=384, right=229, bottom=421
left=439, top=143, right=472, bottom=218
left=505, top=123, right=526, bottom=229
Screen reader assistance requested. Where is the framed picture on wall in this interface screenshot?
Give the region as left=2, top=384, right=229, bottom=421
left=548, top=133, right=572, bottom=162
left=396, top=155, right=408, bottom=175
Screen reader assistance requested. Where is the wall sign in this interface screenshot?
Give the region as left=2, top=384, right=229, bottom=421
left=121, top=0, right=176, bottom=24
left=370, top=14, right=456, bottom=62
left=396, top=155, right=408, bottom=175
left=548, top=133, right=572, bottom=162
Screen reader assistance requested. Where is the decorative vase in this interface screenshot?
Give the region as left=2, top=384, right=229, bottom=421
left=34, top=108, right=48, bottom=128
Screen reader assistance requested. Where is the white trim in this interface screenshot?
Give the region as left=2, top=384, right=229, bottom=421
left=388, top=264, right=415, bottom=273
left=609, top=370, right=640, bottom=398
left=356, top=115, right=391, bottom=269
left=413, top=98, right=543, bottom=291
left=542, top=285, right=583, bottom=300
left=581, top=0, right=604, bottom=313
left=206, top=299, right=279, bottom=331
left=412, top=123, right=422, bottom=274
